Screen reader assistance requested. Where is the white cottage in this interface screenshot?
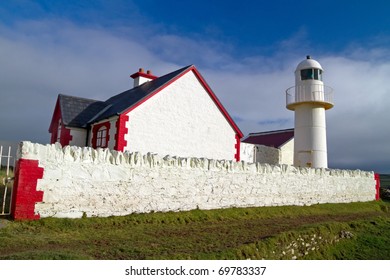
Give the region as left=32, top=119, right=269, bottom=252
left=49, top=65, right=243, bottom=161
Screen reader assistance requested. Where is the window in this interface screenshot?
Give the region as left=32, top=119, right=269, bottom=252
left=56, top=119, right=62, bottom=142
left=314, top=69, right=323, bottom=81
left=301, top=68, right=322, bottom=81
left=96, top=126, right=108, bottom=148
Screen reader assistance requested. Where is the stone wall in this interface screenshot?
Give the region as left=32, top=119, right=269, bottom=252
left=14, top=141, right=377, bottom=219
left=255, top=145, right=280, bottom=165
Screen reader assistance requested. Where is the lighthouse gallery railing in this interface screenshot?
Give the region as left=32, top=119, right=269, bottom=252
left=286, top=84, right=334, bottom=109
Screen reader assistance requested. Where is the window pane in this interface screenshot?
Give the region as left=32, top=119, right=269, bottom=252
left=96, top=126, right=108, bottom=147
left=301, top=69, right=313, bottom=80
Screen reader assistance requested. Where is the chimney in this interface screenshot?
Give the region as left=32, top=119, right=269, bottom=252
left=130, top=68, right=157, bottom=88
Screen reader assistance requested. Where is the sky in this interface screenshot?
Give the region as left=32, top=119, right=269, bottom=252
left=0, top=0, right=389, bottom=173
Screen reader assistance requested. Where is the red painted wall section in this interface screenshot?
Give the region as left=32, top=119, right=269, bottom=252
left=234, top=134, right=240, bottom=162
left=115, top=115, right=129, bottom=152
left=375, top=173, right=381, bottom=201
left=11, top=159, right=44, bottom=220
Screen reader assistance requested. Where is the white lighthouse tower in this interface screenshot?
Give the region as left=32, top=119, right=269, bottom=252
left=286, top=56, right=334, bottom=168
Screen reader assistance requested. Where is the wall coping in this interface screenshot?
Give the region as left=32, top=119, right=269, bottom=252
left=17, top=141, right=374, bottom=178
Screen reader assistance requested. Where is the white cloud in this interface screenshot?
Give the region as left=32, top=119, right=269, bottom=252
left=0, top=18, right=389, bottom=172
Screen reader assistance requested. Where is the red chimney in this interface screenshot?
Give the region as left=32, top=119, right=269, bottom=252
left=130, top=68, right=157, bottom=87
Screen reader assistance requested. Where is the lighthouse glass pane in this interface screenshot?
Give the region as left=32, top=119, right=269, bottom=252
left=301, top=69, right=314, bottom=80
left=314, top=69, right=323, bottom=81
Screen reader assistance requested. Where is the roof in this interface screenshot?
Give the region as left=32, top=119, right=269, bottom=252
left=241, top=128, right=294, bottom=148
left=93, top=65, right=193, bottom=123
left=296, top=56, right=323, bottom=71
left=58, top=94, right=106, bottom=127
left=51, top=65, right=243, bottom=137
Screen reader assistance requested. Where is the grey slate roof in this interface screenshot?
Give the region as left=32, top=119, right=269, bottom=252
left=58, top=94, right=106, bottom=127
left=59, top=65, right=193, bottom=128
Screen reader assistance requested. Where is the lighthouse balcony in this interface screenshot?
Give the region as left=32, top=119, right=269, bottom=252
left=286, top=84, right=334, bottom=110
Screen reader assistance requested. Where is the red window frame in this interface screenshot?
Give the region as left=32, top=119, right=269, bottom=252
left=96, top=126, right=108, bottom=147
left=92, top=121, right=111, bottom=149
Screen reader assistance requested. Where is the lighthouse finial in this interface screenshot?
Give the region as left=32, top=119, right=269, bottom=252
left=306, top=55, right=311, bottom=59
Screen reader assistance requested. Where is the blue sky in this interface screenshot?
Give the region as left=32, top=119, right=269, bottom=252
left=1, top=0, right=390, bottom=173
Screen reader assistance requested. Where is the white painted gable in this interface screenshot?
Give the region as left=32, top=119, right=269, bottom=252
left=124, top=70, right=237, bottom=160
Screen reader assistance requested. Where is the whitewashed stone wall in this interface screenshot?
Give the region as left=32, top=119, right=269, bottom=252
left=255, top=145, right=280, bottom=165
left=18, top=142, right=376, bottom=218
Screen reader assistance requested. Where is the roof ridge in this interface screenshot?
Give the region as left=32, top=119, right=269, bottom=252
left=248, top=128, right=294, bottom=136
left=59, top=93, right=103, bottom=103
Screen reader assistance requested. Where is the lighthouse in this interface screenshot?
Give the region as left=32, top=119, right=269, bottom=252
left=286, top=56, right=334, bottom=168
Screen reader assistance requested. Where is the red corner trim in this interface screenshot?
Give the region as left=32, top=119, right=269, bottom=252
left=11, top=159, right=44, bottom=220
left=114, top=114, right=129, bottom=152
left=375, top=173, right=381, bottom=201
left=60, top=126, right=73, bottom=146
left=91, top=121, right=111, bottom=149
left=234, top=133, right=241, bottom=162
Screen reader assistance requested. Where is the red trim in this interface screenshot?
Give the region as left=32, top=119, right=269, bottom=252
left=234, top=134, right=241, bottom=162
left=48, top=97, right=73, bottom=146
left=60, top=126, right=73, bottom=146
left=11, top=159, right=44, bottom=220
left=123, top=65, right=243, bottom=139
left=375, top=173, right=381, bottom=201
left=130, top=71, right=158, bottom=80
left=49, top=98, right=61, bottom=144
left=114, top=115, right=129, bottom=152
left=49, top=97, right=60, bottom=134
left=91, top=121, right=111, bottom=149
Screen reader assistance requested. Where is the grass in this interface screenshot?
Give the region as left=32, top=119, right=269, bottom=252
left=0, top=200, right=389, bottom=260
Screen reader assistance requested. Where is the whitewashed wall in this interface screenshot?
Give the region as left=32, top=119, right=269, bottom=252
left=88, top=117, right=118, bottom=150
left=255, top=145, right=280, bottom=165
left=124, top=71, right=237, bottom=161
left=280, top=139, right=294, bottom=165
left=240, top=143, right=255, bottom=163
left=69, top=128, right=87, bottom=147
left=240, top=141, right=293, bottom=166
left=18, top=142, right=376, bottom=218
